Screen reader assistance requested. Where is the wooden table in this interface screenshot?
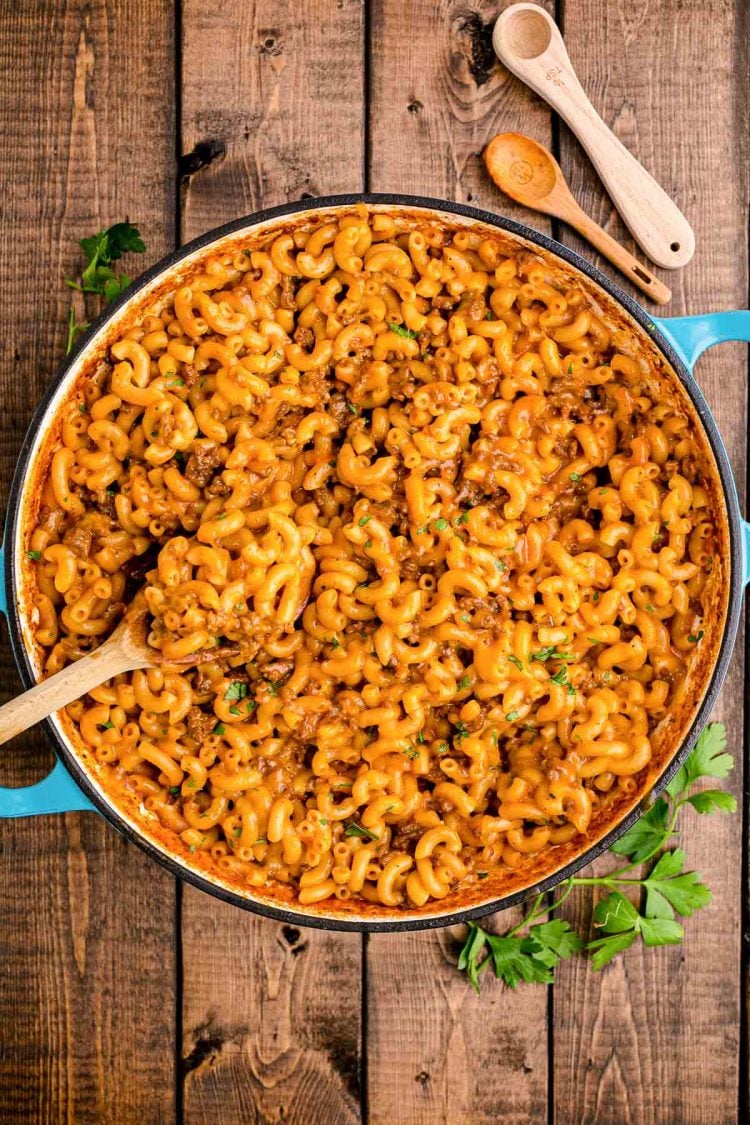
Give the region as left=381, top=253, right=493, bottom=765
left=0, top=2, right=747, bottom=1121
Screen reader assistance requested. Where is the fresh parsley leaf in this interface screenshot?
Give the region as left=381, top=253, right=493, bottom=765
left=212, top=722, right=226, bottom=735
left=688, top=631, right=705, bottom=643
left=593, top=890, right=640, bottom=934
left=686, top=789, right=737, bottom=815
left=508, top=655, right=524, bottom=671
left=610, top=795, right=670, bottom=863
left=27, top=550, right=42, bottom=561
left=358, top=515, right=372, bottom=526
left=486, top=933, right=555, bottom=988
left=505, top=710, right=520, bottom=722
left=433, top=517, right=449, bottom=531
left=587, top=930, right=638, bottom=970
left=65, top=306, right=90, bottom=354
left=98, top=720, right=115, bottom=731
left=569, top=472, right=582, bottom=482
left=457, top=918, right=582, bottom=991
left=643, top=849, right=711, bottom=918
left=457, top=923, right=488, bottom=991
left=667, top=722, right=732, bottom=798
left=530, top=919, right=584, bottom=960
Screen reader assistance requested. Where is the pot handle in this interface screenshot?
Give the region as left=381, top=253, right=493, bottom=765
left=653, top=311, right=750, bottom=370
left=0, top=544, right=96, bottom=817
left=654, top=311, right=750, bottom=584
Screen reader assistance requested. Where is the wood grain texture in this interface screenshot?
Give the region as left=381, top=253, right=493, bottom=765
left=365, top=4, right=553, bottom=1122
left=179, top=3, right=365, bottom=1123
left=552, top=3, right=748, bottom=1123
left=0, top=2, right=177, bottom=1122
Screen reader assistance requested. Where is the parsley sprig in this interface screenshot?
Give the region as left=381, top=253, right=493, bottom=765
left=64, top=222, right=146, bottom=352
left=456, top=723, right=733, bottom=990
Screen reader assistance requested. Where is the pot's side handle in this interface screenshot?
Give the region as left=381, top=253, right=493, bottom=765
left=0, top=544, right=96, bottom=817
left=654, top=311, right=750, bottom=370
left=654, top=312, right=750, bottom=585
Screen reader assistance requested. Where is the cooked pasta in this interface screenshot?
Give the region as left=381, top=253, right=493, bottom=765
left=24, top=205, right=726, bottom=913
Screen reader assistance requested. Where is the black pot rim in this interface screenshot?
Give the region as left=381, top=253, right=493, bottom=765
left=3, top=192, right=743, bottom=933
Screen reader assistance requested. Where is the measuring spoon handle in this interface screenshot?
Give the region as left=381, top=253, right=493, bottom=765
left=493, top=4, right=695, bottom=269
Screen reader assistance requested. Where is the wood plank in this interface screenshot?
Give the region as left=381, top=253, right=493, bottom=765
left=552, top=3, right=748, bottom=1122
left=179, top=3, right=365, bottom=1122
left=0, top=1, right=177, bottom=1122
left=365, top=4, right=555, bottom=1122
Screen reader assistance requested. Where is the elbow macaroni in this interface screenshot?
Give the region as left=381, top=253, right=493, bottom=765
left=25, top=206, right=726, bottom=913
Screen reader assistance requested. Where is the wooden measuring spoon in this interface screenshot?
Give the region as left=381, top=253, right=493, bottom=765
left=0, top=596, right=240, bottom=747
left=485, top=133, right=672, bottom=305
left=492, top=4, right=695, bottom=270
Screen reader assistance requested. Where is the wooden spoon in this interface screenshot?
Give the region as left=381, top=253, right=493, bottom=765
left=492, top=3, right=695, bottom=270
left=0, top=596, right=239, bottom=747
left=485, top=132, right=672, bottom=306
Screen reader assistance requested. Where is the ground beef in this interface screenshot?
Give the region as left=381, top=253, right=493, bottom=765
left=261, top=659, right=294, bottom=680
left=63, top=526, right=93, bottom=559
left=185, top=706, right=217, bottom=744
left=279, top=276, right=296, bottom=310
left=327, top=394, right=352, bottom=428
left=96, top=492, right=118, bottom=519
left=390, top=820, right=423, bottom=850
left=184, top=442, right=223, bottom=488
left=206, top=475, right=231, bottom=497
left=181, top=363, right=197, bottom=388
left=293, top=325, right=315, bottom=350
left=193, top=671, right=214, bottom=696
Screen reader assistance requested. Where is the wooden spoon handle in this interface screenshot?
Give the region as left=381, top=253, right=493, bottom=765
left=0, top=640, right=145, bottom=747
left=493, top=4, right=695, bottom=269
left=558, top=197, right=672, bottom=305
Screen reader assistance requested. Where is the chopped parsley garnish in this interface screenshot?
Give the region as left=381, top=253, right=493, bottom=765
left=344, top=822, right=379, bottom=842
left=27, top=550, right=42, bottom=561
left=433, top=517, right=449, bottom=531
left=403, top=745, right=419, bottom=760
left=453, top=721, right=470, bottom=741
left=505, top=711, right=520, bottom=722
left=97, top=721, right=115, bottom=731
left=531, top=646, right=573, bottom=663
left=212, top=723, right=226, bottom=735
left=508, top=655, right=524, bottom=671
left=457, top=675, right=472, bottom=690
left=346, top=401, right=359, bottom=415
left=224, top=681, right=247, bottom=703
left=569, top=472, right=582, bottom=482
left=358, top=515, right=372, bottom=526
left=389, top=322, right=418, bottom=339
left=688, top=631, right=705, bottom=643
left=549, top=667, right=569, bottom=686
